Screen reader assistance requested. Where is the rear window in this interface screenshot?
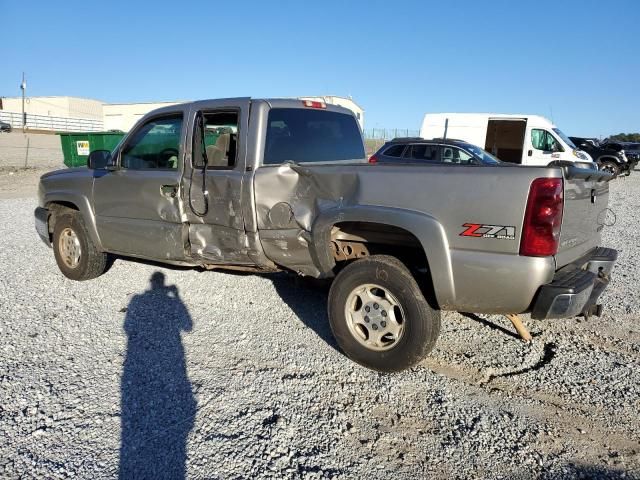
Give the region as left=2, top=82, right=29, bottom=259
left=264, top=108, right=364, bottom=164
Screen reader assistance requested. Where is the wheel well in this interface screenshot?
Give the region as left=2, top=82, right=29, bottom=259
left=330, top=221, right=439, bottom=308
left=46, top=201, right=79, bottom=236
left=598, top=156, right=619, bottom=164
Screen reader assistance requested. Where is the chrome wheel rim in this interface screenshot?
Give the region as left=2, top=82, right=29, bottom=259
left=59, top=227, right=81, bottom=269
left=344, top=283, right=405, bottom=351
left=601, top=164, right=616, bottom=174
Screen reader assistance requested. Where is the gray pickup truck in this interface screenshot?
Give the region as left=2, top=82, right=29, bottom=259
left=35, top=98, right=617, bottom=372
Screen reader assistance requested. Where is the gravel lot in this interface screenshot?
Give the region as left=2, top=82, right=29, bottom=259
left=1, top=169, right=639, bottom=479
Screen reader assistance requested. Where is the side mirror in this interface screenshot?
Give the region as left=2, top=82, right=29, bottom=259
left=87, top=150, right=112, bottom=169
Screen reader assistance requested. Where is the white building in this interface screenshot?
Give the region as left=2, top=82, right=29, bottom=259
left=0, top=96, right=104, bottom=120
left=299, top=96, right=365, bottom=128
left=0, top=96, right=184, bottom=132
left=103, top=101, right=184, bottom=131
left=0, top=96, right=105, bottom=131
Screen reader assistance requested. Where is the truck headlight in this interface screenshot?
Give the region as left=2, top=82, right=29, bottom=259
left=573, top=149, right=588, bottom=160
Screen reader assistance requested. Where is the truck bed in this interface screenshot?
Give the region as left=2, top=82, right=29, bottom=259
left=253, top=162, right=612, bottom=313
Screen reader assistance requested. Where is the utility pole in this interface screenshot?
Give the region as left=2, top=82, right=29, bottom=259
left=20, top=72, right=26, bottom=132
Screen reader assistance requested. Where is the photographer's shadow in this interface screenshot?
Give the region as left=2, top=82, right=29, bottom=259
left=119, top=272, right=196, bottom=480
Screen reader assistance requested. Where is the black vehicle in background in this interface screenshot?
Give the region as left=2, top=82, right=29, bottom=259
left=369, top=137, right=502, bottom=165
left=0, top=121, right=12, bottom=133
left=601, top=140, right=638, bottom=173
left=570, top=136, right=633, bottom=176
left=621, top=143, right=640, bottom=163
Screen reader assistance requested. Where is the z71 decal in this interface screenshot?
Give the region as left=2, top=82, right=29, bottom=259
left=460, top=223, right=516, bottom=240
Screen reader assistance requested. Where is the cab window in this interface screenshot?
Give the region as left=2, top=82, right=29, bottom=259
left=408, top=144, right=439, bottom=161
left=531, top=129, right=562, bottom=152
left=121, top=115, right=183, bottom=169
left=193, top=111, right=239, bottom=169
left=441, top=146, right=475, bottom=164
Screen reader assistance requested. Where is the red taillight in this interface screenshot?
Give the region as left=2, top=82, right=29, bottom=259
left=368, top=155, right=378, bottom=164
left=520, top=177, right=564, bottom=257
left=302, top=100, right=326, bottom=109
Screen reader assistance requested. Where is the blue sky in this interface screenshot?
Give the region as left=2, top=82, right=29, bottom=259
left=2, top=0, right=638, bottom=137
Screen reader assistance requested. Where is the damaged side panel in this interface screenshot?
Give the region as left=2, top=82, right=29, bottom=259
left=252, top=162, right=562, bottom=311
left=186, top=171, right=255, bottom=263
left=252, top=163, right=456, bottom=302
left=253, top=163, right=360, bottom=232
left=259, top=228, right=318, bottom=276
left=253, top=162, right=361, bottom=276
left=180, top=98, right=273, bottom=268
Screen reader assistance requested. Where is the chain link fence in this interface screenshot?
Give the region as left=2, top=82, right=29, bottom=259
left=363, top=128, right=420, bottom=140
left=0, top=111, right=103, bottom=133
left=362, top=128, right=421, bottom=155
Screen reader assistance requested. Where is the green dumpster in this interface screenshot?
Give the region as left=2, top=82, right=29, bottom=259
left=59, top=131, right=125, bottom=168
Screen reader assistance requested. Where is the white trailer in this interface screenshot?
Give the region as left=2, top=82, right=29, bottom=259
left=420, top=113, right=592, bottom=166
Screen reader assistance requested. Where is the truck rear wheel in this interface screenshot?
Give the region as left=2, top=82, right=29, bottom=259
left=328, top=255, right=440, bottom=372
left=52, top=212, right=108, bottom=281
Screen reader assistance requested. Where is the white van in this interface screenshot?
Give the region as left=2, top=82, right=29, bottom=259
left=420, top=113, right=593, bottom=166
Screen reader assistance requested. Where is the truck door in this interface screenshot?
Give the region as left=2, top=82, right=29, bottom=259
left=484, top=118, right=527, bottom=164
left=527, top=128, right=563, bottom=166
left=92, top=110, right=187, bottom=259
left=182, top=99, right=254, bottom=265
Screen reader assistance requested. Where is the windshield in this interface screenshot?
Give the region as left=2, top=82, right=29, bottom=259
left=460, top=143, right=501, bottom=164
left=552, top=128, right=577, bottom=149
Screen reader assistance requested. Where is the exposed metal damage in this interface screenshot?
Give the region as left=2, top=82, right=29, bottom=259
left=254, top=162, right=362, bottom=277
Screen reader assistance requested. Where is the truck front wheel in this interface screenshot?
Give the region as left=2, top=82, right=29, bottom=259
left=52, top=212, right=108, bottom=281
left=328, top=255, right=440, bottom=372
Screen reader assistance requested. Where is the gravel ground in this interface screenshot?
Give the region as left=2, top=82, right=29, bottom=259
left=0, top=171, right=639, bottom=479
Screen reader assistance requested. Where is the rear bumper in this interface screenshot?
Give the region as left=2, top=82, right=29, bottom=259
left=34, top=207, right=51, bottom=247
left=531, top=247, right=617, bottom=320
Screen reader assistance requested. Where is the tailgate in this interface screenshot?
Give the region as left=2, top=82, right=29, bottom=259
left=556, top=166, right=612, bottom=268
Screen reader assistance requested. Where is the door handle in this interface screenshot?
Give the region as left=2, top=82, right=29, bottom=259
left=161, top=184, right=178, bottom=198
left=527, top=150, right=532, bottom=157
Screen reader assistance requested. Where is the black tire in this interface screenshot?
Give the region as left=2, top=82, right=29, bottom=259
left=328, top=255, right=440, bottom=372
left=599, top=161, right=619, bottom=177
left=52, top=212, right=108, bottom=281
